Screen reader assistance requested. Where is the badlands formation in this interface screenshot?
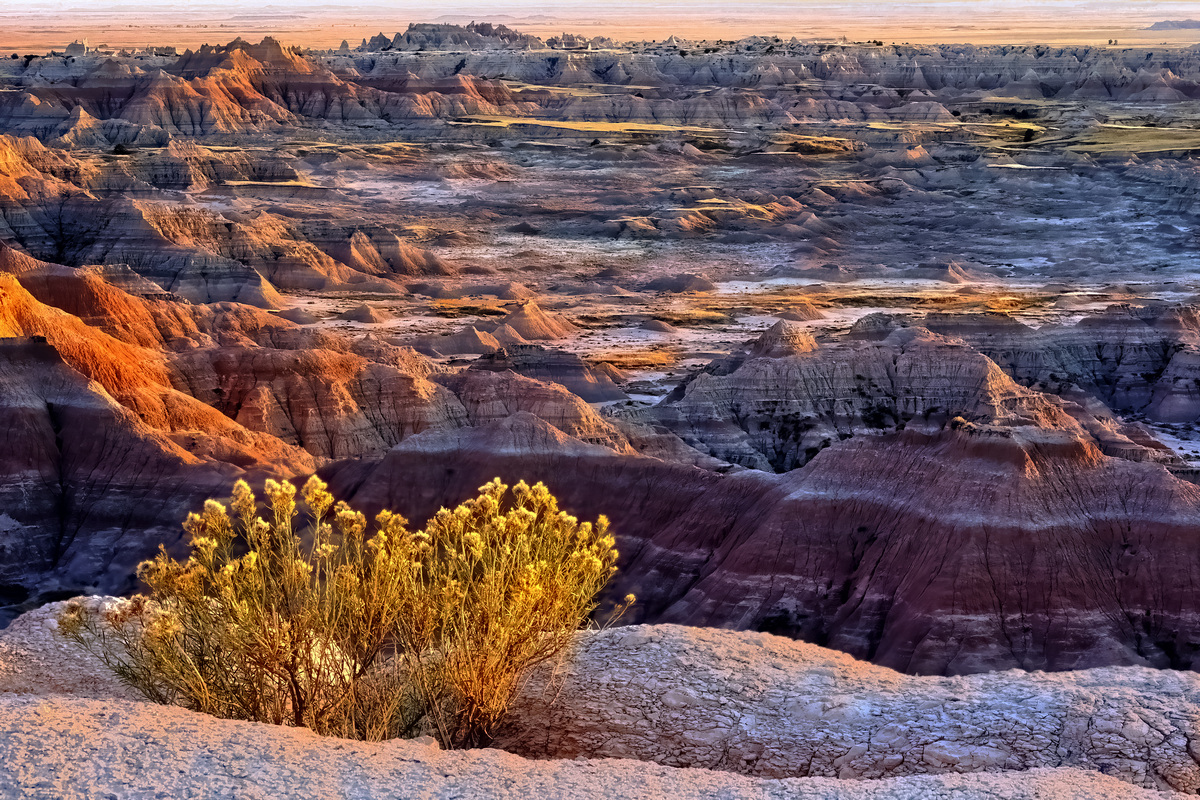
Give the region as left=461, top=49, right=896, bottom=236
left=5, top=23, right=1200, bottom=796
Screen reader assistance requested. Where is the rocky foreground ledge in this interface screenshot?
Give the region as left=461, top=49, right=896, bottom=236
left=499, top=625, right=1200, bottom=792
left=0, top=696, right=1163, bottom=800
left=0, top=602, right=1194, bottom=799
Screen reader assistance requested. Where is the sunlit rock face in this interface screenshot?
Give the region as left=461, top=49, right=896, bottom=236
left=0, top=337, right=237, bottom=616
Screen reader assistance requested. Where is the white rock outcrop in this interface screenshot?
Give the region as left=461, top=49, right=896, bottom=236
left=498, top=625, right=1200, bottom=793
left=0, top=696, right=1164, bottom=800
left=0, top=603, right=1195, bottom=798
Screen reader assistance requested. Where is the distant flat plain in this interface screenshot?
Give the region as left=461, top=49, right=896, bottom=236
left=4, top=3, right=1200, bottom=51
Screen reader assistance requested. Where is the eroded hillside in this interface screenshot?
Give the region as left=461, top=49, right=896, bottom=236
left=2, top=31, right=1200, bottom=679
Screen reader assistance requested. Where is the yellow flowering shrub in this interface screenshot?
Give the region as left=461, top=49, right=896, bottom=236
left=59, top=477, right=630, bottom=748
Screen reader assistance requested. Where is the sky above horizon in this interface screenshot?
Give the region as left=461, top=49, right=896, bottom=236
left=19, top=0, right=1200, bottom=20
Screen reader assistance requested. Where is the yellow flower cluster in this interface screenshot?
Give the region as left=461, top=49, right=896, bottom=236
left=59, top=474, right=632, bottom=750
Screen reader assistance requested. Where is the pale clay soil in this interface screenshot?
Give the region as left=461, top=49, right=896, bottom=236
left=0, top=600, right=1179, bottom=800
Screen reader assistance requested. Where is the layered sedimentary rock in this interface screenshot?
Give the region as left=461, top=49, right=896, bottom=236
left=98, top=203, right=452, bottom=302
left=0, top=254, right=464, bottom=614
left=776, top=299, right=825, bottom=321
left=0, top=36, right=541, bottom=144
left=483, top=301, right=578, bottom=341
left=388, top=22, right=545, bottom=51
left=415, top=325, right=502, bottom=356
left=336, top=303, right=391, bottom=323
left=0, top=257, right=346, bottom=617
left=0, top=267, right=312, bottom=468
left=0, top=162, right=453, bottom=305
left=167, top=345, right=466, bottom=460
left=467, top=344, right=627, bottom=402
left=908, top=306, right=1200, bottom=425
left=3, top=35, right=1200, bottom=319
left=325, top=408, right=1200, bottom=674
left=434, top=376, right=631, bottom=450
left=0, top=188, right=284, bottom=307
left=4, top=35, right=1200, bottom=158
left=0, top=338, right=235, bottom=616
left=645, top=322, right=1098, bottom=472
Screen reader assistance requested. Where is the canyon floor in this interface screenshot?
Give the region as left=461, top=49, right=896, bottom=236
left=3, top=22, right=1200, bottom=795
